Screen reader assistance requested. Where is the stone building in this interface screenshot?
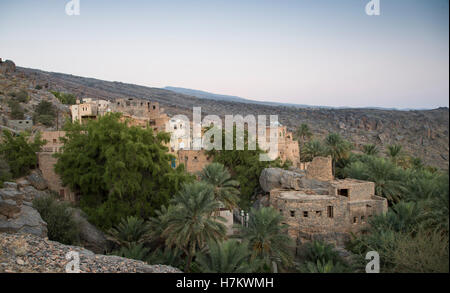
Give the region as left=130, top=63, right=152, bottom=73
left=112, top=98, right=163, bottom=120
left=7, top=119, right=33, bottom=131
left=70, top=98, right=111, bottom=123
left=36, top=131, right=76, bottom=202
left=119, top=114, right=150, bottom=129
left=262, top=156, right=388, bottom=246
left=0, top=58, right=16, bottom=75
left=168, top=117, right=191, bottom=152
left=265, top=123, right=300, bottom=167
left=176, top=149, right=213, bottom=174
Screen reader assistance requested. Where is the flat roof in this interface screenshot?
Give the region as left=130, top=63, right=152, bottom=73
left=277, top=191, right=334, bottom=201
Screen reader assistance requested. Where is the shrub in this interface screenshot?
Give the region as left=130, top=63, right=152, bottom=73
left=298, top=259, right=350, bottom=273
left=0, top=158, right=12, bottom=188
left=8, top=90, right=29, bottom=103
left=297, top=240, right=351, bottom=273
left=35, top=85, right=43, bottom=90
left=34, top=114, right=55, bottom=127
left=33, top=101, right=56, bottom=126
left=15, top=90, right=29, bottom=103
left=33, top=195, right=81, bottom=245
left=8, top=100, right=25, bottom=120
left=51, top=91, right=77, bottom=105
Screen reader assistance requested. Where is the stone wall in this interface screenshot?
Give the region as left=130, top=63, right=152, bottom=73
left=269, top=183, right=388, bottom=246
left=37, top=153, right=75, bottom=202
left=40, top=131, right=65, bottom=153
left=269, top=190, right=349, bottom=240
left=177, top=150, right=212, bottom=174
left=329, top=179, right=375, bottom=202
left=7, top=120, right=33, bottom=131
left=305, top=156, right=333, bottom=181
left=0, top=59, right=16, bottom=75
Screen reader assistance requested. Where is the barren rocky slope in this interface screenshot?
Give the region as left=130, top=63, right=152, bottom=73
left=7, top=66, right=450, bottom=169
left=0, top=233, right=181, bottom=273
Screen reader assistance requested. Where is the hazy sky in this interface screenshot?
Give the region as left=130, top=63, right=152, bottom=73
left=0, top=0, right=448, bottom=108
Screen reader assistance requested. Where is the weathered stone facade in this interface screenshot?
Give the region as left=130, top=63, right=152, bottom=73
left=37, top=131, right=76, bottom=202
left=7, top=119, right=33, bottom=131
left=265, top=124, right=300, bottom=167
left=0, top=59, right=16, bottom=75
left=305, top=156, right=333, bottom=181
left=176, top=149, right=212, bottom=174
left=264, top=157, right=388, bottom=246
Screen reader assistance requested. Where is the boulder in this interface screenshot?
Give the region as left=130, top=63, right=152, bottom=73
left=0, top=59, right=16, bottom=75
left=0, top=205, right=47, bottom=237
left=259, top=168, right=304, bottom=192
left=16, top=179, right=30, bottom=188
left=26, top=170, right=48, bottom=191
left=0, top=198, right=21, bottom=219
left=0, top=187, right=48, bottom=237
left=72, top=209, right=110, bottom=254
left=0, top=188, right=24, bottom=203
left=19, top=186, right=47, bottom=202
left=2, top=182, right=18, bottom=189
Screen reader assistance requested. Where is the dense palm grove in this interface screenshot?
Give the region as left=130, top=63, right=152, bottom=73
left=0, top=117, right=448, bottom=273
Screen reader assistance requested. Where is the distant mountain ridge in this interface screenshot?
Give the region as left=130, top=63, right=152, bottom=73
left=7, top=66, right=448, bottom=170
left=163, top=86, right=432, bottom=111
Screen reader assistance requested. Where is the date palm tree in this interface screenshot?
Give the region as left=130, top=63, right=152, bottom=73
left=108, top=216, right=150, bottom=248
left=386, top=144, right=403, bottom=165
left=324, top=133, right=352, bottom=176
left=344, top=156, right=407, bottom=204
left=296, top=123, right=313, bottom=146
left=362, top=144, right=379, bottom=156
left=162, top=181, right=227, bottom=272
left=199, top=163, right=240, bottom=211
left=238, top=207, right=294, bottom=272
left=301, top=140, right=325, bottom=161
left=195, top=240, right=260, bottom=273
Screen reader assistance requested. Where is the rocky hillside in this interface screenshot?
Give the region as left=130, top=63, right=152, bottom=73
left=0, top=233, right=181, bottom=273
left=2, top=65, right=448, bottom=169
left=0, top=177, right=180, bottom=273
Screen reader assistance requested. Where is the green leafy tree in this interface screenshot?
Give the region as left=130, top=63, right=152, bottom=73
left=33, top=101, right=56, bottom=126
left=195, top=240, right=260, bottom=273
left=162, top=181, right=227, bottom=272
left=238, top=207, right=294, bottom=272
left=54, top=113, right=193, bottom=230
left=0, top=130, right=45, bottom=178
left=199, top=162, right=240, bottom=211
